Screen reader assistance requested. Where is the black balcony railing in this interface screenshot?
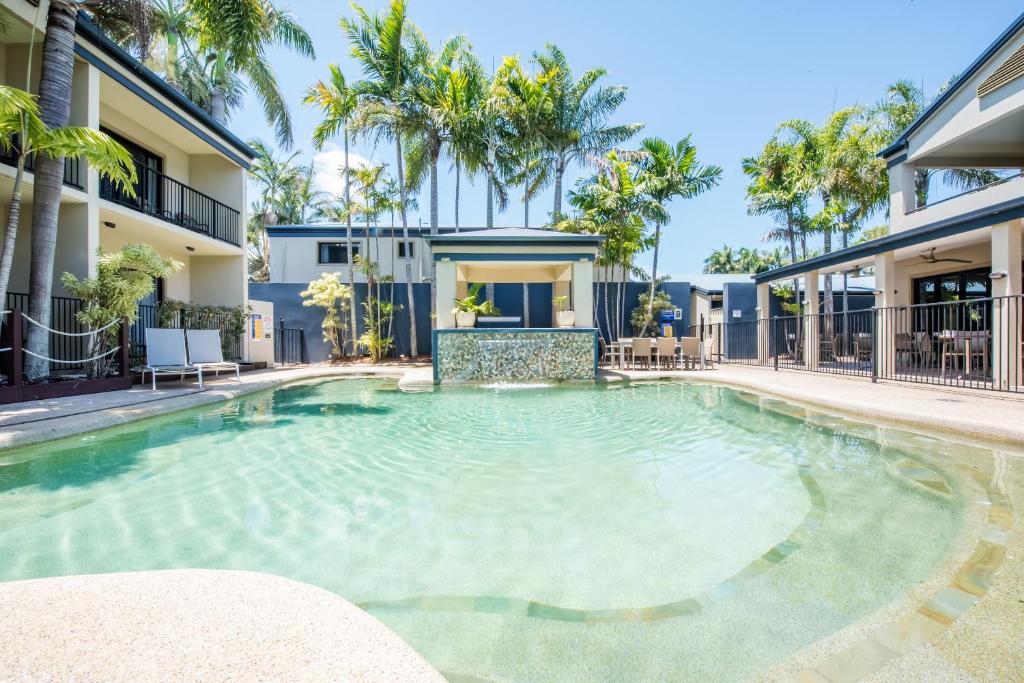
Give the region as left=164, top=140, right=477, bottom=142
left=100, top=163, right=242, bottom=247
left=0, top=145, right=83, bottom=188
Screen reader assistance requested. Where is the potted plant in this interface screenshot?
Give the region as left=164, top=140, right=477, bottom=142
left=452, top=283, right=500, bottom=328
left=553, top=295, right=575, bottom=328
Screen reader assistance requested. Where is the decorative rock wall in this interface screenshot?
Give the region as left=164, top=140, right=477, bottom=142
left=434, top=329, right=597, bottom=383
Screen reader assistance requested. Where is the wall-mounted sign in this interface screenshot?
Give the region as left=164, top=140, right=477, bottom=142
left=673, top=308, right=682, bottom=320
left=250, top=314, right=265, bottom=341
left=732, top=309, right=742, bottom=319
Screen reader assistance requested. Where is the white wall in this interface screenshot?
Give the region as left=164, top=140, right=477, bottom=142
left=269, top=234, right=430, bottom=284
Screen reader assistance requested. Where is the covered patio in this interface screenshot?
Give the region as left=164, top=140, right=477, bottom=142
left=425, top=228, right=601, bottom=383
left=752, top=215, right=1023, bottom=392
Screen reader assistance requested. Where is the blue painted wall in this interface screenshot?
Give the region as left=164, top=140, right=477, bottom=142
left=250, top=282, right=431, bottom=361
left=592, top=281, right=691, bottom=339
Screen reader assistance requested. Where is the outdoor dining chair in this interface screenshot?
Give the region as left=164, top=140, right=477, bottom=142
left=680, top=336, right=701, bottom=370
left=656, top=336, right=678, bottom=370
left=631, top=337, right=652, bottom=370
left=941, top=330, right=988, bottom=378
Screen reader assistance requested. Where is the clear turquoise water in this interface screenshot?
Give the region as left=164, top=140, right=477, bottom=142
left=0, top=379, right=969, bottom=681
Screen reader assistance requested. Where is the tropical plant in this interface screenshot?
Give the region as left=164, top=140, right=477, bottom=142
left=354, top=255, right=400, bottom=362
left=247, top=138, right=302, bottom=281
left=156, top=299, right=251, bottom=358
left=532, top=43, right=643, bottom=220
left=25, top=0, right=149, bottom=380
left=184, top=0, right=314, bottom=146
left=343, top=0, right=427, bottom=356
left=60, top=244, right=181, bottom=378
left=702, top=245, right=782, bottom=274
left=452, top=283, right=500, bottom=315
left=874, top=79, right=1003, bottom=207
left=300, top=272, right=353, bottom=360
left=630, top=289, right=673, bottom=338
left=552, top=295, right=569, bottom=312
left=635, top=135, right=721, bottom=334
left=743, top=137, right=809, bottom=313
left=306, top=64, right=360, bottom=351
left=0, top=85, right=138, bottom=308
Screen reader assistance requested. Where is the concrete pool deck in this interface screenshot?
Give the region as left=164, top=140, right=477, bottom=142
left=1, top=363, right=1022, bottom=681
left=0, top=569, right=443, bottom=682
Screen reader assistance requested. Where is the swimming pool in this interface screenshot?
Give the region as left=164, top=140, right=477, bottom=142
left=0, top=379, right=984, bottom=680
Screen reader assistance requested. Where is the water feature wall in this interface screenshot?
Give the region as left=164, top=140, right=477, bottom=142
left=433, top=328, right=599, bottom=383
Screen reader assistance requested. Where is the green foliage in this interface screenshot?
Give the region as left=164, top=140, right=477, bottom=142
left=703, top=245, right=785, bottom=274
left=61, top=244, right=182, bottom=378
left=300, top=272, right=353, bottom=360
left=630, top=289, right=673, bottom=337
left=157, top=299, right=252, bottom=359
left=452, top=283, right=500, bottom=316
left=552, top=295, right=569, bottom=312
left=354, top=255, right=401, bottom=361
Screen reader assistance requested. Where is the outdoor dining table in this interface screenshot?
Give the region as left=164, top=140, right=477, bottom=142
left=608, top=337, right=706, bottom=370
left=935, top=330, right=990, bottom=379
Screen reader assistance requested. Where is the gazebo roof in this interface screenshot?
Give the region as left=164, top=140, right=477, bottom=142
left=424, top=228, right=604, bottom=245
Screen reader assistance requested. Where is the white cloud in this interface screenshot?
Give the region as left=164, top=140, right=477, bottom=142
left=311, top=143, right=373, bottom=197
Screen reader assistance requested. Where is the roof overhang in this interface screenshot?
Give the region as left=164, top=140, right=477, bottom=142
left=753, top=195, right=1024, bottom=283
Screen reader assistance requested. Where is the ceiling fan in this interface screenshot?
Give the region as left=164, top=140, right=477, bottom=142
left=919, top=247, right=971, bottom=265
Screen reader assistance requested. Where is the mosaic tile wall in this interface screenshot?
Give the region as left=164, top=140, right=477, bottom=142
left=435, top=330, right=597, bottom=383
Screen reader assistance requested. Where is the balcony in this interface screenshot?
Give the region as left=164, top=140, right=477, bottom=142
left=0, top=146, right=83, bottom=189
left=897, top=171, right=1024, bottom=234
left=100, top=164, right=242, bottom=247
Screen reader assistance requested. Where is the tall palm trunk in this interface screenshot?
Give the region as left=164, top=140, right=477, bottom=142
left=552, top=153, right=565, bottom=219
left=396, top=137, right=417, bottom=356
left=0, top=156, right=27, bottom=307
left=642, top=222, right=661, bottom=336
left=26, top=0, right=77, bottom=381
left=485, top=173, right=494, bottom=228
left=344, top=127, right=357, bottom=355
left=454, top=157, right=460, bottom=233
left=165, top=30, right=181, bottom=90
left=820, top=191, right=834, bottom=321
left=211, top=54, right=227, bottom=124
left=429, top=148, right=438, bottom=329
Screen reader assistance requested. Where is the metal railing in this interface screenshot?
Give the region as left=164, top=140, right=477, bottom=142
left=100, top=163, right=242, bottom=247
left=712, top=296, right=1024, bottom=394
left=5, top=292, right=88, bottom=374
left=0, top=144, right=83, bottom=188
left=275, top=322, right=305, bottom=365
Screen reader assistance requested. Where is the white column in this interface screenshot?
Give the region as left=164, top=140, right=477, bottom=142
left=991, top=221, right=1022, bottom=390
left=875, top=251, right=897, bottom=376
left=756, top=282, right=771, bottom=365
left=435, top=259, right=457, bottom=329
left=887, top=161, right=917, bottom=234
left=78, top=61, right=102, bottom=276
left=804, top=270, right=820, bottom=370
left=571, top=260, right=594, bottom=328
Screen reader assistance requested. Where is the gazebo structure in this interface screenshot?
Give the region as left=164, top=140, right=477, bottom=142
left=425, top=228, right=603, bottom=383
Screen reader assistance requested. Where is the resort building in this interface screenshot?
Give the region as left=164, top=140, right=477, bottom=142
left=267, top=224, right=631, bottom=286
left=0, top=5, right=255, bottom=355
left=753, top=12, right=1024, bottom=392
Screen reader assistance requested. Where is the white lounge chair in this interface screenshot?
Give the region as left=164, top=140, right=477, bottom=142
left=186, top=329, right=241, bottom=385
left=140, top=328, right=199, bottom=390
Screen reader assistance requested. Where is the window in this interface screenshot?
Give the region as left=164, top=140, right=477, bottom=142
left=397, top=240, right=415, bottom=258
left=710, top=298, right=723, bottom=310
left=318, top=242, right=358, bottom=264
left=913, top=267, right=991, bottom=306
left=100, top=128, right=163, bottom=210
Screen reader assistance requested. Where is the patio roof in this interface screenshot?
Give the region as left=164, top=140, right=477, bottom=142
left=424, top=227, right=604, bottom=246
left=753, top=195, right=1024, bottom=284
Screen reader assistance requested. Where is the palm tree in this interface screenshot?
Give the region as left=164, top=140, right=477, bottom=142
left=636, top=135, right=721, bottom=333
left=151, top=0, right=189, bottom=90
left=533, top=44, right=643, bottom=220
left=247, top=139, right=301, bottom=281
left=25, top=0, right=149, bottom=380
left=778, top=107, right=864, bottom=317
left=343, top=0, right=426, bottom=356
left=306, top=64, right=360, bottom=353
left=492, top=55, right=552, bottom=228
left=185, top=0, right=315, bottom=147
left=875, top=79, right=1003, bottom=207
left=743, top=137, right=808, bottom=314
left=0, top=86, right=137, bottom=308
left=703, top=245, right=738, bottom=274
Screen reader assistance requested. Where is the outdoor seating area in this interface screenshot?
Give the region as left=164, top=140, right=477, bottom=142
left=138, top=328, right=240, bottom=390
left=602, top=336, right=712, bottom=371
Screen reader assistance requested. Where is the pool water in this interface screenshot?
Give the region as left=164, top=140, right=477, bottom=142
left=0, top=379, right=970, bottom=680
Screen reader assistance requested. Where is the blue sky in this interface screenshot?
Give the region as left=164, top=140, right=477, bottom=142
left=232, top=0, right=1023, bottom=276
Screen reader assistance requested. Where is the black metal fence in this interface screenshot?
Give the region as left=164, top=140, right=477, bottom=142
left=712, top=296, right=1024, bottom=394
left=100, top=163, right=241, bottom=247
left=0, top=145, right=83, bottom=188
left=4, top=292, right=87, bottom=373
left=275, top=323, right=305, bottom=365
